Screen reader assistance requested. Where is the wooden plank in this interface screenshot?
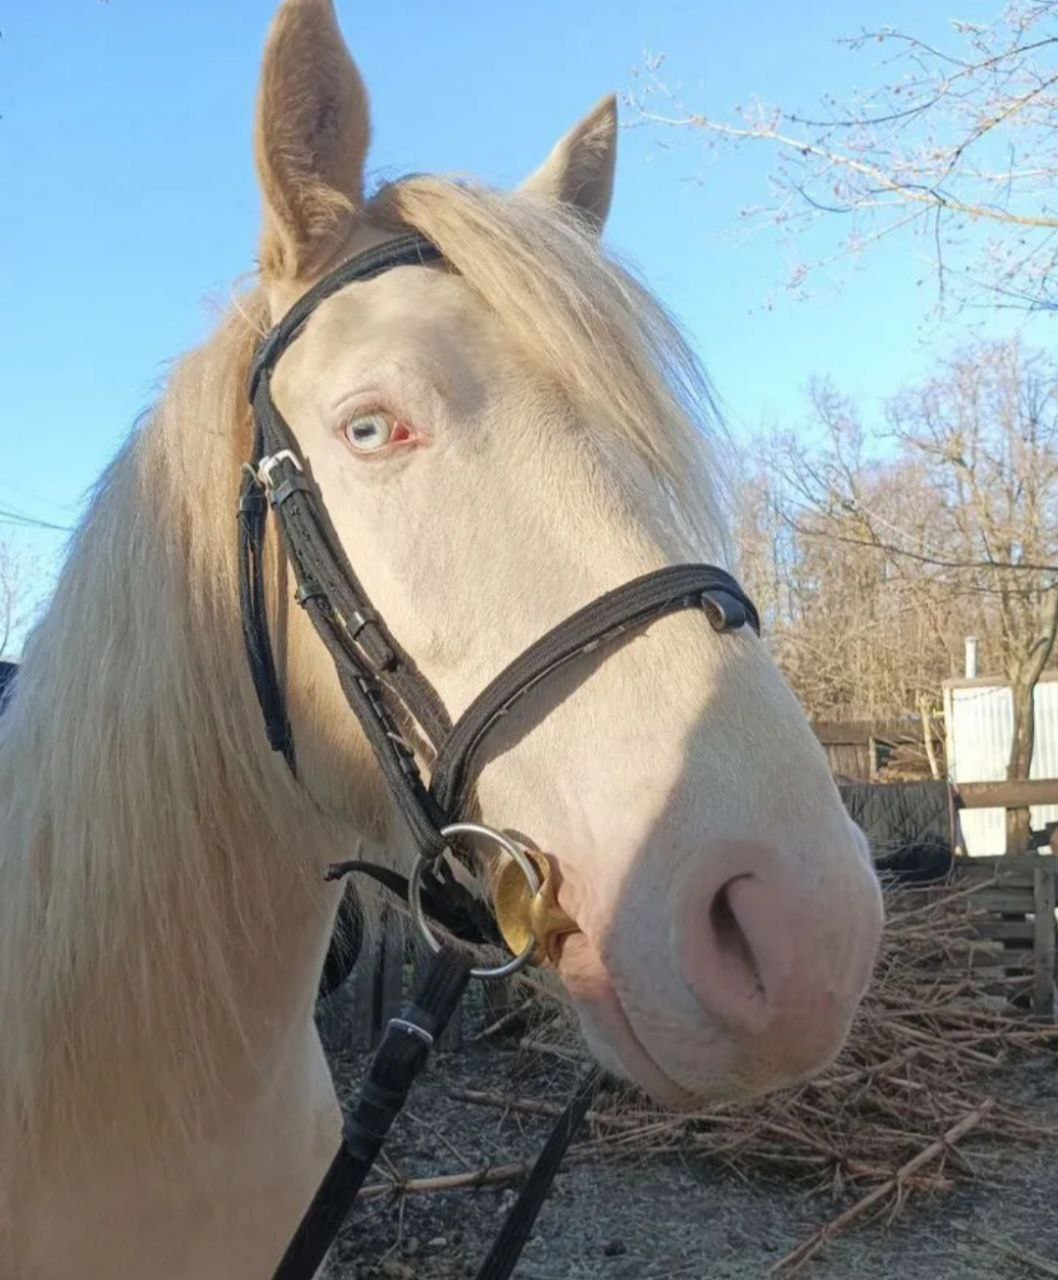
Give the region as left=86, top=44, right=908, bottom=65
left=946, top=671, right=1058, bottom=691
left=980, top=977, right=1034, bottom=999
left=947, top=784, right=961, bottom=852
left=956, top=779, right=1058, bottom=810
left=924, top=935, right=1034, bottom=967
left=959, top=889, right=1035, bottom=913
left=437, top=995, right=463, bottom=1051
left=957, top=871, right=1036, bottom=891
left=952, top=854, right=1044, bottom=885
left=348, top=930, right=379, bottom=1051
left=375, top=912, right=404, bottom=1047
left=814, top=722, right=875, bottom=746
left=974, top=920, right=1036, bottom=942
left=814, top=718, right=935, bottom=746
left=824, top=741, right=872, bottom=780
left=944, top=947, right=1034, bottom=971
left=1033, top=857, right=1056, bottom=1019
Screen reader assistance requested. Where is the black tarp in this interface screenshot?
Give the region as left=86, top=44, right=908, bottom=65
left=0, top=660, right=16, bottom=711
left=839, top=780, right=955, bottom=883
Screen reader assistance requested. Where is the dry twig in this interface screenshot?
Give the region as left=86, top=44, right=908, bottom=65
left=356, top=1145, right=596, bottom=1202
left=771, top=1100, right=995, bottom=1274
left=510, top=879, right=1058, bottom=1259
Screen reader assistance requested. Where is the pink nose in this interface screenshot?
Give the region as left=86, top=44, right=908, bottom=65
left=676, top=833, right=882, bottom=1061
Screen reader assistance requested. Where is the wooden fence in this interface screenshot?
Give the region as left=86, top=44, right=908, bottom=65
left=814, top=718, right=944, bottom=783
left=943, top=852, right=1057, bottom=1019
left=956, top=777, right=1058, bottom=813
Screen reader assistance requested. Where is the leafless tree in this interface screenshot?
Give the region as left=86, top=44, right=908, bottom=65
left=887, top=342, right=1058, bottom=847
left=0, top=543, right=29, bottom=662
left=735, top=341, right=1058, bottom=850
left=633, top=3, right=1058, bottom=313
left=736, top=409, right=965, bottom=723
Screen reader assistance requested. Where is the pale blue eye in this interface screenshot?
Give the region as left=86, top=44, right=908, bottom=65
left=344, top=413, right=392, bottom=452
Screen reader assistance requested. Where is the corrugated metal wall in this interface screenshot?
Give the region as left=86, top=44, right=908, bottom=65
left=944, top=676, right=1058, bottom=855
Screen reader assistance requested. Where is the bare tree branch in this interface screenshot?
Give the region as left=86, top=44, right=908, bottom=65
left=632, top=3, right=1058, bottom=312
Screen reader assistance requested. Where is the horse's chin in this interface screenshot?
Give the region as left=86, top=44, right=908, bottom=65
left=555, top=933, right=735, bottom=1112
left=570, top=990, right=700, bottom=1111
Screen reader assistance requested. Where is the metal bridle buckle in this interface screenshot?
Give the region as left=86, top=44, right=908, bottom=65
left=384, top=1016, right=434, bottom=1047
left=409, top=822, right=542, bottom=980
left=257, top=449, right=303, bottom=490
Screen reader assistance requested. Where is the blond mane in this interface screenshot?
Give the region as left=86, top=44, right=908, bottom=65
left=373, top=178, right=730, bottom=555
left=0, top=176, right=729, bottom=1163
left=0, top=293, right=334, bottom=1159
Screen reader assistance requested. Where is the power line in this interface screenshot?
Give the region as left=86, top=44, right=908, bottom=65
left=2, top=479, right=79, bottom=517
left=0, top=506, right=74, bottom=533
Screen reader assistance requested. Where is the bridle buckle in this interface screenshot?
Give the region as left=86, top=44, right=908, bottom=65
left=384, top=1016, right=434, bottom=1048
left=257, top=449, right=303, bottom=490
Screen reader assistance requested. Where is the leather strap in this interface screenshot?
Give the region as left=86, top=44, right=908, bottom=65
left=272, top=946, right=473, bottom=1280
left=473, top=1067, right=603, bottom=1280
left=430, top=563, right=759, bottom=817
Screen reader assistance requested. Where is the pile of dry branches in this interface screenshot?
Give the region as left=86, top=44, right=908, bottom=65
left=458, top=877, right=1058, bottom=1273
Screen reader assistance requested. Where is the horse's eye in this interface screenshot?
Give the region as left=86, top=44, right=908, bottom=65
left=343, top=413, right=393, bottom=453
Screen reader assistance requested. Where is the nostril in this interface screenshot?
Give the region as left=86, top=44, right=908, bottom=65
left=709, top=877, right=764, bottom=1003
left=695, top=875, right=770, bottom=1031
left=675, top=840, right=883, bottom=1072
left=677, top=869, right=775, bottom=1035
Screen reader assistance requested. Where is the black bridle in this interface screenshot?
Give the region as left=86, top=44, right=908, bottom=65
left=238, top=232, right=760, bottom=1280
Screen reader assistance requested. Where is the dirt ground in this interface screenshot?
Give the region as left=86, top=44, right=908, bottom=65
left=319, top=1027, right=1058, bottom=1280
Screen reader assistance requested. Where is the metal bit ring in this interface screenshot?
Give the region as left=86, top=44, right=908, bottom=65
left=409, top=822, right=542, bottom=980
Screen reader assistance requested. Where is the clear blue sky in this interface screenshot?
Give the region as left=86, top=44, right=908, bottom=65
left=0, top=0, right=1032, bottom=650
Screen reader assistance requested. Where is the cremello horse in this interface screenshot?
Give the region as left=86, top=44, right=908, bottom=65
left=0, top=2, right=883, bottom=1275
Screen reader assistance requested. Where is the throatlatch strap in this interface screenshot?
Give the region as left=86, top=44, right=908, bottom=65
left=271, top=946, right=473, bottom=1280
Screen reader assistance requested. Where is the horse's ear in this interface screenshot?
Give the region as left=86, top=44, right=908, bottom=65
left=255, top=0, right=369, bottom=280
left=520, top=96, right=618, bottom=232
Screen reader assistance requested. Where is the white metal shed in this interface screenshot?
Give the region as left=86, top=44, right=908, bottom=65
left=943, top=671, right=1058, bottom=856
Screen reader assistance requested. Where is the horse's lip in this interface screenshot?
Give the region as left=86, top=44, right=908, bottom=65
left=604, top=984, right=700, bottom=1109
left=554, top=935, right=698, bottom=1110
